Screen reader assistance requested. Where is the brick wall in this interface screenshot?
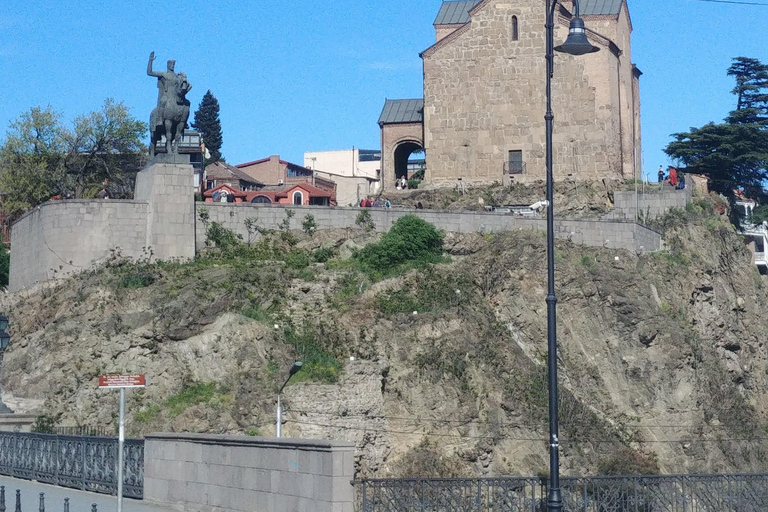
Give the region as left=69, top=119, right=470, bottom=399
left=143, top=433, right=355, bottom=512
left=608, top=187, right=692, bottom=221
left=9, top=200, right=148, bottom=291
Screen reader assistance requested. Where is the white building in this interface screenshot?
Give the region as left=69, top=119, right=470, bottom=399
left=736, top=199, right=768, bottom=271
left=304, top=149, right=381, bottom=206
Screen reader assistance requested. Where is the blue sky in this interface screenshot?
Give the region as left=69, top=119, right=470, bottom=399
left=1, top=0, right=766, bottom=180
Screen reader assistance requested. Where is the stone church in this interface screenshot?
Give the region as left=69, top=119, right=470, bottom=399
left=378, top=0, right=641, bottom=189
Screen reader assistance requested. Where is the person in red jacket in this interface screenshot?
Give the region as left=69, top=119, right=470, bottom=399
left=669, top=167, right=678, bottom=187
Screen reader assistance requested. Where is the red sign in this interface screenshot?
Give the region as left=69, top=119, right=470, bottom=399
left=98, top=375, right=146, bottom=388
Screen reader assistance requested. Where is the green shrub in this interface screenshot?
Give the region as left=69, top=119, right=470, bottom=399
left=206, top=221, right=243, bottom=250
left=407, top=179, right=421, bottom=190
left=134, top=404, right=161, bottom=424
left=312, top=247, right=336, bottom=263
left=245, top=427, right=261, bottom=436
left=302, top=214, right=317, bottom=235
left=31, top=414, right=57, bottom=434
left=355, top=210, right=375, bottom=231
left=356, top=215, right=444, bottom=274
left=284, top=325, right=342, bottom=384
left=284, top=250, right=310, bottom=270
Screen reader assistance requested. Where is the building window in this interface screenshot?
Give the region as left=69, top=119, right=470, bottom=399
left=293, top=191, right=303, bottom=205
left=507, top=150, right=524, bottom=174
left=206, top=180, right=214, bottom=190
left=511, top=16, right=519, bottom=41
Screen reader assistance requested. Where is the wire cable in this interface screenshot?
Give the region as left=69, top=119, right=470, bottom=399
left=691, top=0, right=768, bottom=6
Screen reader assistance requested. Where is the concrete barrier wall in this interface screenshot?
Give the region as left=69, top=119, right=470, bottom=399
left=143, top=433, right=355, bottom=512
left=609, top=187, right=691, bottom=221
left=9, top=200, right=148, bottom=291
left=195, top=203, right=663, bottom=253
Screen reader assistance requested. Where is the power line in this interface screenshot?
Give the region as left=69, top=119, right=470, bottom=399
left=287, top=409, right=754, bottom=431
left=691, top=0, right=768, bottom=6
left=285, top=418, right=768, bottom=445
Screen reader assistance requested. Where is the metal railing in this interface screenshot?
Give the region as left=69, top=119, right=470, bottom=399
left=0, top=433, right=143, bottom=499
left=53, top=427, right=112, bottom=438
left=356, top=473, right=768, bottom=511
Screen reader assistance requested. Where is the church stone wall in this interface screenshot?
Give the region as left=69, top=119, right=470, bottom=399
left=422, top=0, right=637, bottom=187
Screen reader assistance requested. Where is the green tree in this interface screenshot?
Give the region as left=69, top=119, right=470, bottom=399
left=0, top=100, right=146, bottom=221
left=192, top=90, right=223, bottom=165
left=665, top=57, right=768, bottom=203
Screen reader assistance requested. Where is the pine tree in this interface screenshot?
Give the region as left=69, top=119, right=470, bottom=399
left=192, top=90, right=223, bottom=164
left=665, top=57, right=768, bottom=203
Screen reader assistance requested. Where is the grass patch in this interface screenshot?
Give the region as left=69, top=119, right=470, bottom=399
left=165, top=382, right=229, bottom=417
left=134, top=404, right=160, bottom=424
left=284, top=325, right=342, bottom=384
left=376, top=270, right=469, bottom=316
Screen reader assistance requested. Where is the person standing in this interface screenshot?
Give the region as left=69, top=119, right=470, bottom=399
left=658, top=165, right=664, bottom=184
left=669, top=167, right=678, bottom=188
left=384, top=198, right=391, bottom=208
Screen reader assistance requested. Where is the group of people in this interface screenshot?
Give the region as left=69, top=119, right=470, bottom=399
left=360, top=197, right=392, bottom=208
left=658, top=165, right=686, bottom=190
left=395, top=176, right=409, bottom=190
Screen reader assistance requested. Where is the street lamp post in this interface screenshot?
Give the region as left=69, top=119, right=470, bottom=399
left=544, top=2, right=598, bottom=511
left=276, top=361, right=303, bottom=438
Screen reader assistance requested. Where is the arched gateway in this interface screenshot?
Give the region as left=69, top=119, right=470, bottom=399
left=378, top=99, right=424, bottom=191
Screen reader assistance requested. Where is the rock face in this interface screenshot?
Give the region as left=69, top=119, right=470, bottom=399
left=2, top=211, right=768, bottom=479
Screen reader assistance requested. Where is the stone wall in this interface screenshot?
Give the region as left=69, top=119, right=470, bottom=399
left=143, top=433, right=355, bottom=512
left=9, top=200, right=148, bottom=291
left=134, top=160, right=196, bottom=261
left=607, top=187, right=692, bottom=221
left=422, top=0, right=638, bottom=186
left=195, top=203, right=663, bottom=253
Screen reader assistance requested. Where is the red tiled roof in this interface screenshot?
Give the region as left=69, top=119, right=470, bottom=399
left=203, top=184, right=247, bottom=198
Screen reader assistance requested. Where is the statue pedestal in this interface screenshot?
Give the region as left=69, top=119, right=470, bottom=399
left=134, top=160, right=195, bottom=261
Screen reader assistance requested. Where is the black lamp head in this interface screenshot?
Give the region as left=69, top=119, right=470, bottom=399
left=289, top=361, right=303, bottom=376
left=555, top=17, right=600, bottom=56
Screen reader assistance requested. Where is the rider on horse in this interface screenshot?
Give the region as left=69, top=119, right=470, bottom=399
left=147, top=52, right=192, bottom=157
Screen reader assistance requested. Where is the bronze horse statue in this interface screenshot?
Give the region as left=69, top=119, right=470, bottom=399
left=147, top=52, right=192, bottom=157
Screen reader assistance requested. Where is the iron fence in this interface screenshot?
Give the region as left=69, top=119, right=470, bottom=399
left=0, top=433, right=143, bottom=499
left=356, top=473, right=768, bottom=512
left=0, top=486, right=99, bottom=512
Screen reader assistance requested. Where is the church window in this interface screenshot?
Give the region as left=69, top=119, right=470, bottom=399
left=511, top=16, right=519, bottom=41
left=507, top=150, right=524, bottom=174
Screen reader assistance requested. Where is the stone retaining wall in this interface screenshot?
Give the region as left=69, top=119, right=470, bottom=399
left=143, top=433, right=355, bottom=512
left=196, top=203, right=663, bottom=253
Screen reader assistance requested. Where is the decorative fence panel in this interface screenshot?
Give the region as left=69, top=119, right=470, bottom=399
left=356, top=473, right=768, bottom=512
left=0, top=432, right=143, bottom=499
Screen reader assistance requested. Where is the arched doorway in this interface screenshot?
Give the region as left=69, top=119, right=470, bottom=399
left=250, top=195, right=271, bottom=204
left=394, top=141, right=424, bottom=181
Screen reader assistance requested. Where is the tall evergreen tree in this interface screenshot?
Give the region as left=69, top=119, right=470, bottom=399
left=665, top=57, right=768, bottom=204
left=192, top=91, right=223, bottom=165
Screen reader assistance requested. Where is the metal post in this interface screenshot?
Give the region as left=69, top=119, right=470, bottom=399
left=275, top=393, right=282, bottom=438
left=0, top=485, right=5, bottom=512
left=63, top=498, right=69, bottom=512
left=14, top=490, right=20, bottom=512
left=91, top=504, right=98, bottom=512
left=39, top=492, right=44, bottom=512
left=544, top=2, right=561, bottom=509
left=117, top=387, right=125, bottom=512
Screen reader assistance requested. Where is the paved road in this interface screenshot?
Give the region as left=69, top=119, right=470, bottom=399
left=0, top=476, right=176, bottom=512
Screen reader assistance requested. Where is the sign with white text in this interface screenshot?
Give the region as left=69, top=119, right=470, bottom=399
left=98, top=374, right=146, bottom=388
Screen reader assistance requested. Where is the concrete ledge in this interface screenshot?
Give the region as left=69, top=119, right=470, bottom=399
left=0, top=413, right=36, bottom=432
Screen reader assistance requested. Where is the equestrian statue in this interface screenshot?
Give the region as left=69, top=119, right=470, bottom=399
left=147, top=52, right=192, bottom=157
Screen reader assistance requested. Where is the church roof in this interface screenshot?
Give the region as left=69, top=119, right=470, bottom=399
left=378, top=99, right=424, bottom=125
left=434, top=0, right=622, bottom=26
left=434, top=0, right=482, bottom=25
left=580, top=0, right=623, bottom=15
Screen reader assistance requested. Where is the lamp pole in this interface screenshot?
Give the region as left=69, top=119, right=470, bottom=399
left=544, top=2, right=598, bottom=510
left=276, top=361, right=303, bottom=438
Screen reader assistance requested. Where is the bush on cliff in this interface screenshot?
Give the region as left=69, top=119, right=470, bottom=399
left=355, top=215, right=445, bottom=275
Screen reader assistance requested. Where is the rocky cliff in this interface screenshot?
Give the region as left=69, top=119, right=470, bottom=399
left=2, top=195, right=767, bottom=479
